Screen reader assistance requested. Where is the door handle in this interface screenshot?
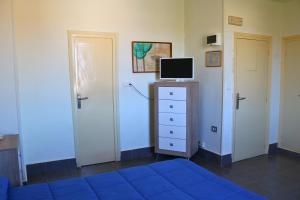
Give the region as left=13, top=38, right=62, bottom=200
left=236, top=93, right=247, bottom=110
left=77, top=94, right=89, bottom=109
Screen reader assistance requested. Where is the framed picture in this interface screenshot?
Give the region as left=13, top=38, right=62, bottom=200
left=132, top=41, right=172, bottom=73
left=205, top=51, right=222, bottom=67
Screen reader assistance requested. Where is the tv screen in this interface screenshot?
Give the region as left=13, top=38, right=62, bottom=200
left=160, top=58, right=194, bottom=79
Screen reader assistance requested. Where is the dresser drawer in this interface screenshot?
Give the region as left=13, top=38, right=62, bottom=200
left=159, top=100, right=186, bottom=114
left=159, top=125, right=186, bottom=139
left=159, top=137, right=186, bottom=152
left=159, top=113, right=186, bottom=126
left=158, top=87, right=186, bottom=100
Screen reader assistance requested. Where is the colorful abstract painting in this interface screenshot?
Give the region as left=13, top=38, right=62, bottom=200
left=132, top=41, right=172, bottom=73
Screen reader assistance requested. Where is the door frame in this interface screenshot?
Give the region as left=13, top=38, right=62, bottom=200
left=232, top=32, right=272, bottom=161
left=67, top=31, right=120, bottom=166
left=279, top=35, right=300, bottom=152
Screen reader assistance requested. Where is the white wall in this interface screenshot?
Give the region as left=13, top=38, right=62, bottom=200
left=184, top=0, right=224, bottom=154
left=4, top=0, right=295, bottom=165
left=222, top=0, right=283, bottom=155
left=282, top=0, right=300, bottom=36
left=12, top=0, right=184, bottom=164
left=0, top=0, right=19, bottom=134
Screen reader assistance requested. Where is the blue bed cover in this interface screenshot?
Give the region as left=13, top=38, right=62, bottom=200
left=1, top=159, right=266, bottom=200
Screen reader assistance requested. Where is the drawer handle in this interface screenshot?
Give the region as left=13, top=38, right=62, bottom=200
left=169, top=118, right=174, bottom=121
left=170, top=130, right=174, bottom=134
left=169, top=105, right=173, bottom=109
left=169, top=92, right=174, bottom=95
left=169, top=143, right=174, bottom=147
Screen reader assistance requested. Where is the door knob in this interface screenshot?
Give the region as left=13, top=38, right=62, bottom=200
left=236, top=93, right=247, bottom=110
left=77, top=94, right=89, bottom=109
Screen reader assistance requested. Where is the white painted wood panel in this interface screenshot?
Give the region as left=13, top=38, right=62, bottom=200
left=159, top=113, right=186, bottom=126
left=159, top=125, right=186, bottom=139
left=158, top=87, right=186, bottom=100
left=281, top=39, right=300, bottom=153
left=70, top=33, right=116, bottom=167
left=234, top=38, right=268, bottom=162
left=159, top=137, right=186, bottom=152
left=159, top=100, right=186, bottom=113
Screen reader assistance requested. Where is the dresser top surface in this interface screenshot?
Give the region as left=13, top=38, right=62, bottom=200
left=0, top=134, right=19, bottom=150
left=154, top=81, right=199, bottom=87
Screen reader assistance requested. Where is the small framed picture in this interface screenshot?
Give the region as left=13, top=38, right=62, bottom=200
left=132, top=41, right=172, bottom=73
left=205, top=51, right=222, bottom=67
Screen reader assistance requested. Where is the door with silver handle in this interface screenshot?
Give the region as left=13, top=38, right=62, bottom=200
left=236, top=93, right=247, bottom=110
left=77, top=94, right=89, bottom=109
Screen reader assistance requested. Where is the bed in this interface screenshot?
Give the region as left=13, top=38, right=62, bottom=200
left=1, top=159, right=266, bottom=200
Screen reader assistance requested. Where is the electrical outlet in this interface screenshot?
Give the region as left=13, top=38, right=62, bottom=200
left=211, top=126, right=218, bottom=133
left=123, top=81, right=132, bottom=87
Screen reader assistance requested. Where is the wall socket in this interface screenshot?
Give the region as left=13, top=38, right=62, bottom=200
left=123, top=81, right=132, bottom=87
left=211, top=126, right=218, bottom=133
left=201, top=141, right=206, bottom=148
left=198, top=141, right=206, bottom=148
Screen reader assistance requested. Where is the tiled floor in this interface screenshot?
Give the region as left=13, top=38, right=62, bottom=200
left=193, top=154, right=300, bottom=200
left=27, top=153, right=300, bottom=200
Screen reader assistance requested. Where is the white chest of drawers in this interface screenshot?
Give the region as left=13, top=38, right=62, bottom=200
left=154, top=82, right=199, bottom=158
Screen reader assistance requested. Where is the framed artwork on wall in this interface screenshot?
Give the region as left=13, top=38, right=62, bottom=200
left=132, top=41, right=172, bottom=73
left=205, top=51, right=222, bottom=67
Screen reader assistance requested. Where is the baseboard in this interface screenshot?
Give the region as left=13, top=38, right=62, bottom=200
left=268, top=143, right=278, bottom=155
left=26, top=158, right=77, bottom=180
left=220, top=154, right=232, bottom=167
left=277, top=147, right=300, bottom=158
left=26, top=146, right=233, bottom=179
left=197, top=148, right=232, bottom=167
left=26, top=147, right=155, bottom=178
left=26, top=147, right=155, bottom=181
left=120, top=147, right=155, bottom=161
left=268, top=143, right=300, bottom=158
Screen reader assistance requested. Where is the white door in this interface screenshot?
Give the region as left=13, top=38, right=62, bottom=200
left=69, top=32, right=116, bottom=167
left=234, top=36, right=269, bottom=162
left=280, top=37, right=300, bottom=153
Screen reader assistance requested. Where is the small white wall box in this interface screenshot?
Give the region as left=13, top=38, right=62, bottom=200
left=206, top=33, right=222, bottom=46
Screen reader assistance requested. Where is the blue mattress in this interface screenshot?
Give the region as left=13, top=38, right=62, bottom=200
left=1, top=159, right=266, bottom=200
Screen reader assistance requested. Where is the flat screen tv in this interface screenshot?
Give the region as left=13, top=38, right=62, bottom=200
left=160, top=58, right=194, bottom=80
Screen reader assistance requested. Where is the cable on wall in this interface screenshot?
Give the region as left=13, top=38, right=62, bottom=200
left=129, top=83, right=154, bottom=101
